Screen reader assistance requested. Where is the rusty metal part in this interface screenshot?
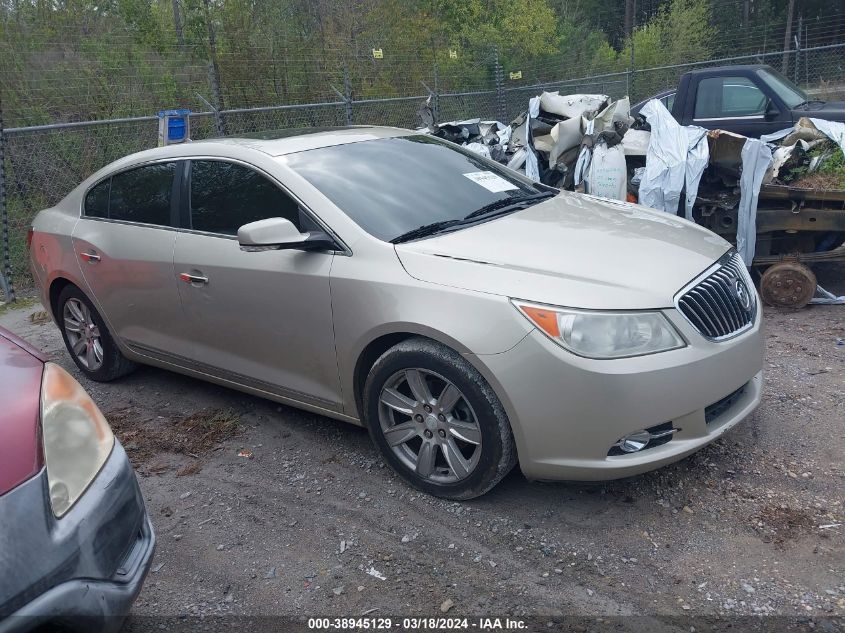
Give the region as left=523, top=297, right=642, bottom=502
left=759, top=262, right=817, bottom=309
left=760, top=184, right=845, bottom=205
left=754, top=207, right=845, bottom=233
left=753, top=242, right=845, bottom=265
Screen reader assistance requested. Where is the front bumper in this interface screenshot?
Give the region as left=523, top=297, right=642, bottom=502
left=471, top=307, right=764, bottom=481
left=0, top=441, right=156, bottom=633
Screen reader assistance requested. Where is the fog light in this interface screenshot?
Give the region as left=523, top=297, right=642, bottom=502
left=616, top=430, right=652, bottom=453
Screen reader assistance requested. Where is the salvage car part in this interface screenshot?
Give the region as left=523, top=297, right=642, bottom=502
left=759, top=261, right=817, bottom=309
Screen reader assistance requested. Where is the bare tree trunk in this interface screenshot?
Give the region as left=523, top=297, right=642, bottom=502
left=782, top=0, right=796, bottom=75
left=743, top=0, right=750, bottom=27
left=624, top=0, right=635, bottom=39
left=172, top=0, right=184, bottom=47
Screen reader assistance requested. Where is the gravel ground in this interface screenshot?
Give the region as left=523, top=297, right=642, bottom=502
left=1, top=264, right=843, bottom=629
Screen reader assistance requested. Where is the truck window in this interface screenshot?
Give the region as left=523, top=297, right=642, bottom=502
left=694, top=76, right=767, bottom=119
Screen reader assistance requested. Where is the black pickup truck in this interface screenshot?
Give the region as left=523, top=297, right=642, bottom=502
left=631, top=64, right=845, bottom=137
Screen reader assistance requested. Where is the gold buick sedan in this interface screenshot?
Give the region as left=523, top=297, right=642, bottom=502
left=30, top=127, right=763, bottom=499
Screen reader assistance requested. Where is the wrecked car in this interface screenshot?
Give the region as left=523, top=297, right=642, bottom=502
left=29, top=128, right=762, bottom=499
left=630, top=64, right=845, bottom=137
left=425, top=91, right=845, bottom=309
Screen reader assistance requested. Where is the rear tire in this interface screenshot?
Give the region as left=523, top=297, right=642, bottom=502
left=57, top=285, right=137, bottom=382
left=363, top=337, right=517, bottom=499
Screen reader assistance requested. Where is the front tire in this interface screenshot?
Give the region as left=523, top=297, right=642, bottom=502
left=363, top=337, right=517, bottom=499
left=57, top=284, right=137, bottom=382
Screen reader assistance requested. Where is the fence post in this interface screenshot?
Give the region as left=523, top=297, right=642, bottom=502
left=0, top=93, right=15, bottom=303
left=432, top=60, right=440, bottom=123
left=208, top=63, right=227, bottom=136
left=343, top=64, right=353, bottom=126
left=493, top=48, right=506, bottom=123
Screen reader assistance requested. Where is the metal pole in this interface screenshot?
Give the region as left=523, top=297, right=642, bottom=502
left=0, top=93, right=15, bottom=303
left=432, top=60, right=440, bottom=123
left=343, top=63, right=353, bottom=126
left=493, top=48, right=505, bottom=123
left=629, top=2, right=636, bottom=101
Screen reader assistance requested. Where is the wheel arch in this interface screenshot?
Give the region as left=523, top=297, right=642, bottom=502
left=48, top=276, right=77, bottom=321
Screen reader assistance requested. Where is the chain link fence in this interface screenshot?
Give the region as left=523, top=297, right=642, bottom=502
left=2, top=42, right=845, bottom=301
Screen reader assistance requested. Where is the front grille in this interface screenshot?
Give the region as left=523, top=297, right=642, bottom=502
left=677, top=251, right=755, bottom=340
left=705, top=384, right=746, bottom=424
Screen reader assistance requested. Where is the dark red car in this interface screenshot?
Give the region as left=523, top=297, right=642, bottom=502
left=0, top=326, right=154, bottom=633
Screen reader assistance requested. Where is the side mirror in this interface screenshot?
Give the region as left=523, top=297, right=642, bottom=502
left=764, top=98, right=779, bottom=120
left=237, top=217, right=336, bottom=252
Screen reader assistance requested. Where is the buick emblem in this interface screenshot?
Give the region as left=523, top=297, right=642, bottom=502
left=734, top=279, right=751, bottom=310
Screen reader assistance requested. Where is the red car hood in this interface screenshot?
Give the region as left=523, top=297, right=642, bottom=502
left=0, top=327, right=45, bottom=495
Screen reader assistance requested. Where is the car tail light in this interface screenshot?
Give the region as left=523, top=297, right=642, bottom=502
left=40, top=363, right=114, bottom=517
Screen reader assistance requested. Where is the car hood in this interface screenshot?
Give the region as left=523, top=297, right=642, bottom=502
left=792, top=101, right=845, bottom=120
left=395, top=191, right=731, bottom=310
left=0, top=328, right=45, bottom=496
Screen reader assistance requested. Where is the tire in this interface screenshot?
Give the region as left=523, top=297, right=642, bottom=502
left=363, top=337, right=517, bottom=499
left=57, top=284, right=137, bottom=382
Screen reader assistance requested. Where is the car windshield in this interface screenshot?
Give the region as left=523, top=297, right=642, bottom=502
left=283, top=135, right=546, bottom=242
left=757, top=68, right=808, bottom=108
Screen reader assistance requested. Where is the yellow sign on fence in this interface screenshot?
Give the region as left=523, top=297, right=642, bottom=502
left=509, top=70, right=522, bottom=80
left=372, top=48, right=383, bottom=59
left=449, top=49, right=457, bottom=59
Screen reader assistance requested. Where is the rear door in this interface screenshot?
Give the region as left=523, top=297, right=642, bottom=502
left=71, top=161, right=186, bottom=356
left=172, top=159, right=342, bottom=412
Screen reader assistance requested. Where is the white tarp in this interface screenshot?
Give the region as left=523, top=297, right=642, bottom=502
left=809, top=118, right=845, bottom=155
left=573, top=118, right=596, bottom=186
left=761, top=118, right=845, bottom=155
left=810, top=285, right=845, bottom=305
left=524, top=96, right=541, bottom=182
left=683, top=127, right=709, bottom=220
left=638, top=99, right=709, bottom=217
left=736, top=138, right=773, bottom=266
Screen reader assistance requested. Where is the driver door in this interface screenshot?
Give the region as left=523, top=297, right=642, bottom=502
left=172, top=159, right=342, bottom=412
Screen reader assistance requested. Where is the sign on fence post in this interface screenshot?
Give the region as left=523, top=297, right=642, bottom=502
left=0, top=93, right=16, bottom=303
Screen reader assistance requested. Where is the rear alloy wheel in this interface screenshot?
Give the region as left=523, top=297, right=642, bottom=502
left=363, top=337, right=517, bottom=499
left=57, top=285, right=136, bottom=382
left=63, top=298, right=104, bottom=371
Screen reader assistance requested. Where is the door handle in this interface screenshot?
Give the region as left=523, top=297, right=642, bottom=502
left=179, top=272, right=209, bottom=285
left=79, top=251, right=100, bottom=263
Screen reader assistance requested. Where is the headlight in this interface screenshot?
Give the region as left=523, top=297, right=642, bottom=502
left=513, top=301, right=686, bottom=359
left=40, top=363, right=114, bottom=517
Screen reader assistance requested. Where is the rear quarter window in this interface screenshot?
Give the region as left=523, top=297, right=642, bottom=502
left=107, top=163, right=176, bottom=226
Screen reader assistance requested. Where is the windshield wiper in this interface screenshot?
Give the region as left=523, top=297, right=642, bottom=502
left=390, top=191, right=556, bottom=244
left=463, top=191, right=555, bottom=221
left=390, top=219, right=466, bottom=244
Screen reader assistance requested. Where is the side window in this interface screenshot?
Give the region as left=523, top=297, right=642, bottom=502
left=189, top=160, right=302, bottom=235
left=665, top=93, right=675, bottom=112
left=695, top=76, right=767, bottom=119
left=84, top=179, right=110, bottom=218
left=723, top=78, right=767, bottom=114
left=108, top=163, right=176, bottom=226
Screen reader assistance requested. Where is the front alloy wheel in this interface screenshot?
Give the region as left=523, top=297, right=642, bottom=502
left=379, top=368, right=482, bottom=483
left=364, top=337, right=517, bottom=499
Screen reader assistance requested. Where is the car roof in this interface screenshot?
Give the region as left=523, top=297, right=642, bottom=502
left=81, top=125, right=419, bottom=188
left=685, top=64, right=771, bottom=76
left=150, top=125, right=415, bottom=160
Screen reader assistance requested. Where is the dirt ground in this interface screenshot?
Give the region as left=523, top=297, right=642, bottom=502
left=1, top=264, right=843, bottom=629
